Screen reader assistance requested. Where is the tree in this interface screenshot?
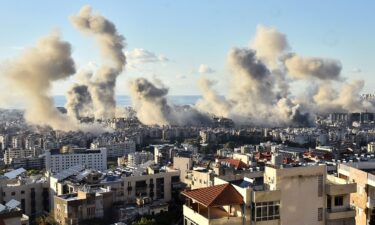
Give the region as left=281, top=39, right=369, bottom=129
left=36, top=210, right=58, bottom=225
left=224, top=141, right=235, bottom=149
left=133, top=217, right=156, bottom=225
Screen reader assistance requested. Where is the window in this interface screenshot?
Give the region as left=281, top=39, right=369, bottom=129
left=11, top=192, right=15, bottom=196
left=318, top=175, right=323, bottom=197
left=252, top=201, right=280, bottom=221
left=334, top=196, right=344, bottom=206
left=318, top=208, right=323, bottom=221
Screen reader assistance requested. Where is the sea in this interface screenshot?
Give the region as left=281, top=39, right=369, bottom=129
left=53, top=95, right=202, bottom=107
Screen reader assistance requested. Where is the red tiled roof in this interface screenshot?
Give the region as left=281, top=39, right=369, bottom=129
left=220, top=159, right=249, bottom=170
left=181, top=183, right=244, bottom=207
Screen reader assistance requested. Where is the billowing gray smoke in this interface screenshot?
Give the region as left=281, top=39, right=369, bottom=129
left=65, top=84, right=93, bottom=118
left=129, top=78, right=212, bottom=126
left=251, top=25, right=289, bottom=66
left=70, top=5, right=126, bottom=119
left=196, top=25, right=372, bottom=127
left=0, top=32, right=80, bottom=131
left=284, top=54, right=342, bottom=80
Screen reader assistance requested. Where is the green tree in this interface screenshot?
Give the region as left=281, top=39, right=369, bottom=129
left=35, top=210, right=58, bottom=225
left=133, top=217, right=156, bottom=225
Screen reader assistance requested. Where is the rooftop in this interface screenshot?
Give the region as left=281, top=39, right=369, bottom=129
left=182, top=183, right=243, bottom=207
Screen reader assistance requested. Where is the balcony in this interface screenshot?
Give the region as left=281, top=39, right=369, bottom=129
left=326, top=207, right=356, bottom=220
left=326, top=175, right=357, bottom=195
left=183, top=205, right=244, bottom=225
left=252, top=189, right=281, bottom=203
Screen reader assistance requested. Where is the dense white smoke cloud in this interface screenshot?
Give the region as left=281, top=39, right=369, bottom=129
left=0, top=32, right=83, bottom=131
left=196, top=77, right=231, bottom=117
left=284, top=54, right=342, bottom=80
left=70, top=5, right=126, bottom=119
left=251, top=25, right=289, bottom=66
left=196, top=25, right=372, bottom=127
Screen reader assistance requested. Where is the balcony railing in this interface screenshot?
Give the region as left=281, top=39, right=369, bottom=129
left=326, top=206, right=356, bottom=220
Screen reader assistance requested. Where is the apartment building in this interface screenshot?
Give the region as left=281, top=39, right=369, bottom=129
left=90, top=139, right=135, bottom=159
left=337, top=162, right=375, bottom=225
left=173, top=156, right=193, bottom=183
left=182, top=163, right=357, bottom=225
left=54, top=188, right=113, bottom=225
left=49, top=164, right=181, bottom=206
left=45, top=147, right=107, bottom=173
left=127, top=151, right=154, bottom=166
left=4, top=149, right=39, bottom=165
left=0, top=171, right=49, bottom=219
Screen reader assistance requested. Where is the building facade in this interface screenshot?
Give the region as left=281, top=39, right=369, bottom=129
left=45, top=148, right=107, bottom=173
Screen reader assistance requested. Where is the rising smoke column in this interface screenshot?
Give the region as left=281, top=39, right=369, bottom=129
left=196, top=77, right=231, bottom=118
left=65, top=84, right=93, bottom=118
left=70, top=5, right=126, bottom=119
left=196, top=26, right=314, bottom=126
left=129, top=78, right=172, bottom=125
left=1, top=32, right=80, bottom=131
left=197, top=25, right=375, bottom=126
left=129, top=77, right=212, bottom=126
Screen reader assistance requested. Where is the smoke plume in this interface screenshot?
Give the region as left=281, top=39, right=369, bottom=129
left=284, top=54, right=342, bottom=80
left=65, top=84, right=93, bottom=118
left=70, top=5, right=126, bottom=119
left=196, top=77, right=231, bottom=117
left=129, top=77, right=212, bottom=126
left=251, top=25, right=289, bottom=66
left=0, top=32, right=80, bottom=131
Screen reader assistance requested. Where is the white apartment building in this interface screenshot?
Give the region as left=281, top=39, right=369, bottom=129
left=127, top=151, right=154, bottom=166
left=45, top=148, right=107, bottom=173
left=91, top=139, right=135, bottom=158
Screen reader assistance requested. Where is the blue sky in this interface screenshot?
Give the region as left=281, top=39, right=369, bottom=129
left=0, top=0, right=374, bottom=95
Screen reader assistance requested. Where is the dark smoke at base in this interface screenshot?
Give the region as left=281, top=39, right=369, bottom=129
left=129, top=78, right=213, bottom=126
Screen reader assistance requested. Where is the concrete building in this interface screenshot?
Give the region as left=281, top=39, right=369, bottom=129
left=45, top=147, right=107, bottom=173
left=54, top=188, right=113, bottom=225
left=10, top=156, right=45, bottom=170
left=127, top=151, right=154, bottom=167
left=182, top=164, right=357, bottom=225
left=0, top=199, right=29, bottom=225
left=90, top=139, right=135, bottom=159
left=337, top=162, right=375, bottom=225
left=4, top=149, right=38, bottom=165
left=49, top=164, right=181, bottom=207
left=173, top=156, right=193, bottom=183
left=0, top=174, right=49, bottom=219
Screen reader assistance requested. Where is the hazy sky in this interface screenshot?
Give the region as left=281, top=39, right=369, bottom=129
left=0, top=0, right=374, bottom=95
